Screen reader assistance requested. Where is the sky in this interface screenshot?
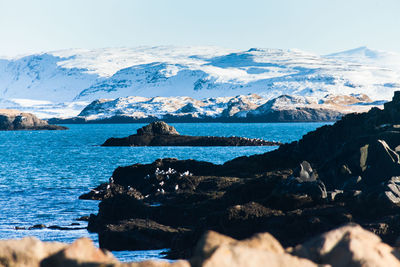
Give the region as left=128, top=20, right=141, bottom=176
left=0, top=0, right=399, bottom=57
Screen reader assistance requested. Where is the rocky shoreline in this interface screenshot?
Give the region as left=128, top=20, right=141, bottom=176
left=48, top=107, right=344, bottom=124
left=0, top=109, right=67, bottom=130
left=101, top=121, right=281, bottom=147
left=81, top=91, right=400, bottom=262
left=47, top=93, right=381, bottom=124
left=2, top=224, right=400, bottom=266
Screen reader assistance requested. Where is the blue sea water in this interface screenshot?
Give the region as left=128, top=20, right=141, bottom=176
left=0, top=122, right=330, bottom=262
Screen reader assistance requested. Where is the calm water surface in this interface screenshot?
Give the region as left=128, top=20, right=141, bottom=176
left=0, top=122, right=330, bottom=261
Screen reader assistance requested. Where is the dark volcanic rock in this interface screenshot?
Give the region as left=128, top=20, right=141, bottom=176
left=98, top=219, right=190, bottom=251
left=0, top=109, right=67, bottom=130
left=82, top=91, right=400, bottom=259
left=101, top=121, right=280, bottom=147
left=137, top=121, right=179, bottom=135
left=16, top=224, right=85, bottom=231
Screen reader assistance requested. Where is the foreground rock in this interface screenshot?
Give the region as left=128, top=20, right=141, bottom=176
left=190, top=230, right=317, bottom=267
left=0, top=109, right=67, bottom=130
left=1, top=225, right=399, bottom=266
left=0, top=237, right=66, bottom=267
left=292, top=224, right=400, bottom=267
left=0, top=236, right=188, bottom=267
left=102, top=121, right=280, bottom=146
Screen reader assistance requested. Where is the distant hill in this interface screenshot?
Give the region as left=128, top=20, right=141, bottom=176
left=0, top=46, right=398, bottom=118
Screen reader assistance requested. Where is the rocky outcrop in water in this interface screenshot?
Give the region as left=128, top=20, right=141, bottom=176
left=101, top=121, right=280, bottom=146
left=83, top=91, right=400, bottom=259
left=1, top=225, right=400, bottom=266
left=0, top=109, right=67, bottom=130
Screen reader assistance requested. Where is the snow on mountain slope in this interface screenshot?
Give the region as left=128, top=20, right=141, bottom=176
left=78, top=94, right=267, bottom=120
left=0, top=54, right=99, bottom=102
left=0, top=46, right=399, bottom=118
left=327, top=46, right=400, bottom=72
left=74, top=93, right=378, bottom=122
left=51, top=46, right=237, bottom=77
left=72, top=47, right=400, bottom=102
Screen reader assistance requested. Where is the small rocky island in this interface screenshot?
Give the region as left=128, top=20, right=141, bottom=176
left=0, top=109, right=67, bottom=130
left=82, top=91, right=400, bottom=261
left=101, top=121, right=281, bottom=146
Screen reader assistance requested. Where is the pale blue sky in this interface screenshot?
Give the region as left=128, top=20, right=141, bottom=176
left=0, top=0, right=399, bottom=57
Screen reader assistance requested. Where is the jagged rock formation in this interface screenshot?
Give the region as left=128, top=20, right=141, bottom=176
left=101, top=121, right=280, bottom=147
left=0, top=109, right=67, bottom=130
left=81, top=91, right=400, bottom=259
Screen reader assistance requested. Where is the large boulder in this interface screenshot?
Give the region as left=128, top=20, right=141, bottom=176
left=3, top=226, right=400, bottom=266
left=200, top=245, right=318, bottom=267
left=292, top=223, right=400, bottom=267
left=0, top=109, right=67, bottom=130
left=0, top=237, right=190, bottom=267
left=0, top=237, right=66, bottom=267
left=41, top=238, right=117, bottom=266
left=191, top=231, right=317, bottom=267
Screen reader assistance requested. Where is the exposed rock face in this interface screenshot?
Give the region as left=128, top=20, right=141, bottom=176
left=0, top=109, right=67, bottom=130
left=40, top=238, right=117, bottom=267
left=1, top=225, right=399, bottom=266
left=192, top=225, right=400, bottom=267
left=101, top=121, right=280, bottom=147
left=84, top=91, right=400, bottom=258
left=0, top=237, right=66, bottom=267
left=137, top=121, right=180, bottom=136
left=292, top=224, right=400, bottom=267
left=192, top=231, right=318, bottom=267
left=98, top=218, right=190, bottom=251
left=0, top=236, right=188, bottom=267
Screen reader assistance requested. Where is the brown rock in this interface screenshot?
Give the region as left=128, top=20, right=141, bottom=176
left=201, top=245, right=318, bottom=267
left=293, top=223, right=400, bottom=267
left=41, top=238, right=116, bottom=266
left=192, top=231, right=308, bottom=267
left=0, top=237, right=66, bottom=267
left=238, top=232, right=285, bottom=254
left=192, top=231, right=237, bottom=261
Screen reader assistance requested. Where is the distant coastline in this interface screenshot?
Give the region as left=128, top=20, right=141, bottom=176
left=48, top=113, right=341, bottom=124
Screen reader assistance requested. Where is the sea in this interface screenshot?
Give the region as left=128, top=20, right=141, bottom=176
left=0, top=122, right=330, bottom=262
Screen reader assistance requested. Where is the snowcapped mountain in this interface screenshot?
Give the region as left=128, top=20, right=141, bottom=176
left=77, top=94, right=266, bottom=120
left=326, top=46, right=400, bottom=71
left=0, top=46, right=399, bottom=118
left=56, top=93, right=378, bottom=123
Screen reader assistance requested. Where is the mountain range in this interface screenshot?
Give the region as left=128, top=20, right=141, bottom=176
left=0, top=46, right=399, bottom=119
